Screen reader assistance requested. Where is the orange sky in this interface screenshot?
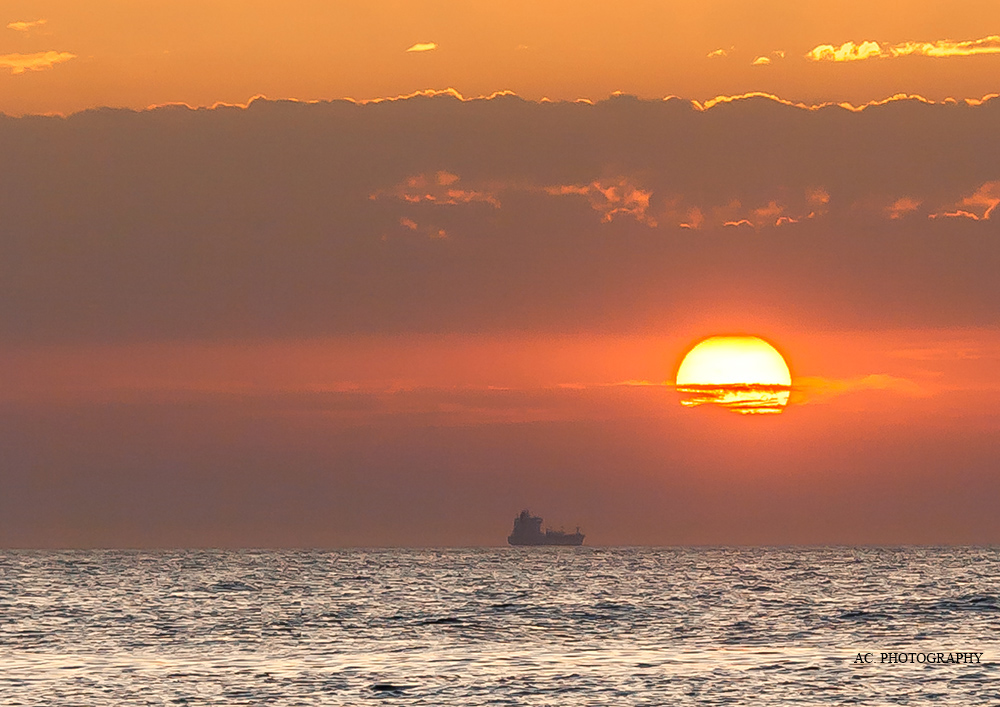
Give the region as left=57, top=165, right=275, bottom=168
left=2, top=327, right=999, bottom=546
left=1, top=0, right=999, bottom=115
left=1, top=328, right=998, bottom=404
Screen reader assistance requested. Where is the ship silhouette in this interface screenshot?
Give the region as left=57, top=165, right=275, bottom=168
left=508, top=510, right=584, bottom=546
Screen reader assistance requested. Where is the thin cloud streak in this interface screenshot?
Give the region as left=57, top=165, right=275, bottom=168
left=6, top=19, right=47, bottom=32
left=0, top=51, right=75, bottom=74
left=795, top=374, right=929, bottom=403
left=406, top=42, right=438, bottom=53
left=371, top=171, right=501, bottom=208
left=892, top=35, right=1000, bottom=58
left=807, top=35, right=1000, bottom=62
left=676, top=383, right=791, bottom=414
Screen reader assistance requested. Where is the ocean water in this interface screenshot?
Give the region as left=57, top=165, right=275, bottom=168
left=1, top=548, right=998, bottom=705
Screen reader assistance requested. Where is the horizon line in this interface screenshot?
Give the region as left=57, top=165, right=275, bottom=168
left=2, top=543, right=998, bottom=551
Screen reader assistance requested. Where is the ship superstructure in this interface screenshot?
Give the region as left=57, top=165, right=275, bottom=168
left=507, top=510, right=584, bottom=546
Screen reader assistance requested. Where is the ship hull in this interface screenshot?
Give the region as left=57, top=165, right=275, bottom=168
left=508, top=534, right=584, bottom=546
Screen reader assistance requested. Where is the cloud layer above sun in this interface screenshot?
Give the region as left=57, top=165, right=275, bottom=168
left=0, top=92, right=997, bottom=345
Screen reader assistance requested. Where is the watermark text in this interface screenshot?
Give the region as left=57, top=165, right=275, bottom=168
left=853, top=652, right=983, bottom=665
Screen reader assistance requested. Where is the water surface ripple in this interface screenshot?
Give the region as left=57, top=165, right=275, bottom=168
left=1, top=548, right=998, bottom=705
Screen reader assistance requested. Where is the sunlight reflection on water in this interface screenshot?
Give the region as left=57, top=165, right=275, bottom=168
left=1, top=548, right=998, bottom=704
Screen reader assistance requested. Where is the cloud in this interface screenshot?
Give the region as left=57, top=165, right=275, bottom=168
left=963, top=93, right=1000, bottom=107
left=796, top=374, right=927, bottom=403
left=731, top=202, right=788, bottom=228
left=394, top=217, right=447, bottom=240
left=678, top=207, right=704, bottom=229
left=544, top=178, right=656, bottom=226
left=930, top=181, right=1000, bottom=221
left=0, top=50, right=75, bottom=74
left=886, top=197, right=921, bottom=220
left=806, top=188, right=830, bottom=214
left=543, top=183, right=831, bottom=231
left=406, top=42, right=438, bottom=53
left=381, top=169, right=825, bottom=232
left=674, top=189, right=829, bottom=231
left=888, top=345, right=984, bottom=362
left=675, top=383, right=791, bottom=414
left=806, top=35, right=1000, bottom=62
left=752, top=50, right=785, bottom=65
left=0, top=93, right=999, bottom=342
left=806, top=41, right=883, bottom=62
left=142, top=87, right=1000, bottom=117
left=371, top=171, right=501, bottom=208
left=890, top=35, right=1000, bottom=58
left=691, top=91, right=963, bottom=113
left=707, top=48, right=728, bottom=58
left=6, top=19, right=47, bottom=32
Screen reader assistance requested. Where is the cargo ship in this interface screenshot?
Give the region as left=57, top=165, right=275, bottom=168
left=507, top=509, right=584, bottom=546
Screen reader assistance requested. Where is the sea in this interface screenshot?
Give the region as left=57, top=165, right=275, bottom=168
left=1, top=548, right=998, bottom=705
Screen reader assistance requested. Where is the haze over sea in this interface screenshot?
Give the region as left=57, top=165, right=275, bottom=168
left=1, top=548, right=998, bottom=705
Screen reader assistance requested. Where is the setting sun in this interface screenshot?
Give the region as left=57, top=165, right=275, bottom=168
left=675, top=335, right=792, bottom=414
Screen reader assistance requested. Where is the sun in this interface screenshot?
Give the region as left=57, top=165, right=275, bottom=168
left=675, top=335, right=792, bottom=414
